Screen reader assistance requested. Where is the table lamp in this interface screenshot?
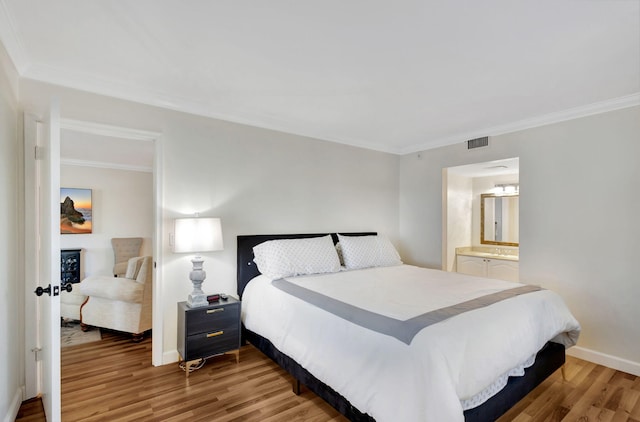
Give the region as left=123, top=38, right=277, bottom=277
left=173, top=217, right=223, bottom=307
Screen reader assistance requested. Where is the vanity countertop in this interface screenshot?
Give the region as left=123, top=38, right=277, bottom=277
left=456, top=247, right=519, bottom=262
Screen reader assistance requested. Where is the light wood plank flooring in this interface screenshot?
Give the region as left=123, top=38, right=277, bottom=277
left=16, top=330, right=640, bottom=421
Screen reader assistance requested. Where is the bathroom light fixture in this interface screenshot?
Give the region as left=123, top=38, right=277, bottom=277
left=494, top=183, right=519, bottom=194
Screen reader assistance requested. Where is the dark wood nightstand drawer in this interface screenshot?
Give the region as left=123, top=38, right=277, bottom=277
left=185, top=327, right=240, bottom=360
left=186, top=303, right=240, bottom=334
left=177, top=298, right=241, bottom=376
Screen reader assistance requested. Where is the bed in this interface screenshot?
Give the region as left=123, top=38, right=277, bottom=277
left=237, top=233, right=580, bottom=421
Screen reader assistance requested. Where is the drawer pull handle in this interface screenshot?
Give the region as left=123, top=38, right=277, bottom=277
left=207, top=331, right=224, bottom=338
left=206, top=308, right=224, bottom=314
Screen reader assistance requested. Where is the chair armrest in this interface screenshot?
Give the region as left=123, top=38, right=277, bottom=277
left=80, top=276, right=144, bottom=303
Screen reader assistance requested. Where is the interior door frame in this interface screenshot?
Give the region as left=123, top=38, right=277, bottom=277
left=59, top=118, right=164, bottom=367
left=22, top=112, right=42, bottom=400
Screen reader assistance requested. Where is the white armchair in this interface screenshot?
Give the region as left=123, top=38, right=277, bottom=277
left=80, top=256, right=153, bottom=341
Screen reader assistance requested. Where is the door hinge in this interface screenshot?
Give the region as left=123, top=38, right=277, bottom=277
left=31, top=347, right=42, bottom=362
left=34, top=145, right=45, bottom=160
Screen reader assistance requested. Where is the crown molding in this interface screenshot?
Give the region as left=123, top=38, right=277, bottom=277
left=60, top=158, right=152, bottom=173
left=400, top=93, right=640, bottom=155
left=61, top=118, right=161, bottom=141
left=17, top=56, right=640, bottom=157
left=0, top=31, right=19, bottom=99
left=24, top=62, right=401, bottom=155
left=59, top=119, right=157, bottom=173
left=0, top=0, right=29, bottom=74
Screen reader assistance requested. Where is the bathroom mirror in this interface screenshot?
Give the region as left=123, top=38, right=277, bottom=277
left=481, top=193, right=519, bottom=246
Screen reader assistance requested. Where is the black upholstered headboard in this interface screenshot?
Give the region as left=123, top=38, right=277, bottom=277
left=236, top=232, right=376, bottom=298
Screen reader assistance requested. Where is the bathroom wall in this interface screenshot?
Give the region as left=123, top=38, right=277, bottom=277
left=471, top=174, right=519, bottom=248
left=444, top=171, right=472, bottom=271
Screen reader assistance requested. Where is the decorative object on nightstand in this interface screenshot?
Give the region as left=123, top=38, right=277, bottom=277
left=173, top=217, right=224, bottom=308
left=177, top=297, right=241, bottom=376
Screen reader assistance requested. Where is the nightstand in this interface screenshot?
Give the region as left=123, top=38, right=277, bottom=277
left=177, top=297, right=241, bottom=377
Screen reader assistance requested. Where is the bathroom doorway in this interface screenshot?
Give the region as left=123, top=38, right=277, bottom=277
left=443, top=157, right=519, bottom=273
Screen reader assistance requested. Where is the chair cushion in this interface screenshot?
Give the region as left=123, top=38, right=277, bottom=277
left=80, top=275, right=144, bottom=303
left=113, top=262, right=128, bottom=277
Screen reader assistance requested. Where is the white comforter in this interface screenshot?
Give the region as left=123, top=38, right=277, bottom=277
left=241, top=265, right=580, bottom=422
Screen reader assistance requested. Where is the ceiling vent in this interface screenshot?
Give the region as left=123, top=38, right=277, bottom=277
left=467, top=136, right=489, bottom=150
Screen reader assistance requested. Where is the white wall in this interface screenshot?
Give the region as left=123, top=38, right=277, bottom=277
left=19, top=79, right=400, bottom=363
left=0, top=41, right=23, bottom=421
left=400, top=106, right=640, bottom=373
left=60, top=164, right=153, bottom=277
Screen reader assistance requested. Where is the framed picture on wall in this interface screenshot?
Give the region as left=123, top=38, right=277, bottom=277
left=60, top=188, right=93, bottom=234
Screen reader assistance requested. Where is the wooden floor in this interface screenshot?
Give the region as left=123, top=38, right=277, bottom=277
left=16, top=330, right=640, bottom=421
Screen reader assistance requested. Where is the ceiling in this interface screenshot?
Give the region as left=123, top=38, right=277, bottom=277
left=1, top=1, right=639, bottom=155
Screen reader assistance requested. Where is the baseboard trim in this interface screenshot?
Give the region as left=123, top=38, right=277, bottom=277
left=163, top=349, right=180, bottom=365
left=4, top=387, right=23, bottom=422
left=567, top=346, right=640, bottom=376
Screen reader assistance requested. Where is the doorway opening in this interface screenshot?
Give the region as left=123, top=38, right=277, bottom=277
left=59, top=127, right=153, bottom=345
left=442, top=157, right=519, bottom=274
left=58, top=119, right=163, bottom=363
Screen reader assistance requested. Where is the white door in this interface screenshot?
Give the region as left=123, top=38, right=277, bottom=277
left=31, top=101, right=62, bottom=421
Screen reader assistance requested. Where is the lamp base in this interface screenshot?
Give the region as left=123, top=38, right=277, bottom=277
left=186, top=255, right=210, bottom=308
left=186, top=292, right=209, bottom=308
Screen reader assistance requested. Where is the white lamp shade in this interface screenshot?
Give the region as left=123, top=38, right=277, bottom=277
left=173, top=217, right=224, bottom=253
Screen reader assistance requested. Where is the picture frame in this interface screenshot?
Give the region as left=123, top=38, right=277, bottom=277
left=60, top=188, right=92, bottom=234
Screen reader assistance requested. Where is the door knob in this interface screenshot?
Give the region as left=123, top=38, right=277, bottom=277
left=61, top=282, right=73, bottom=293
left=34, top=284, right=52, bottom=296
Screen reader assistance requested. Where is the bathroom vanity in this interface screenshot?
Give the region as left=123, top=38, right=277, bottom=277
left=456, top=247, right=519, bottom=282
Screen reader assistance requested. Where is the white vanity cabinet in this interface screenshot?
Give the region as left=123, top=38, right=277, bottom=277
left=456, top=254, right=519, bottom=282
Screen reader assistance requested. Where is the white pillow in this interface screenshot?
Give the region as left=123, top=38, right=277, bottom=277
left=124, top=256, right=143, bottom=279
left=337, top=234, right=402, bottom=269
left=253, top=235, right=341, bottom=279
left=335, top=242, right=345, bottom=266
